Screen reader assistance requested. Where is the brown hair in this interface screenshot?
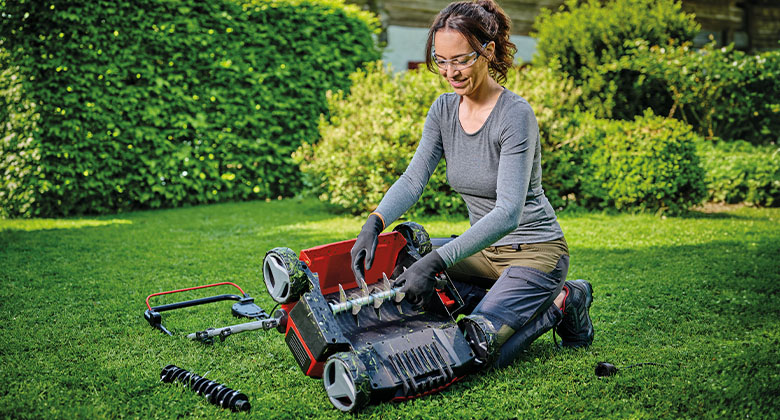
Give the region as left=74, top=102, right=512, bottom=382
left=424, top=0, right=517, bottom=85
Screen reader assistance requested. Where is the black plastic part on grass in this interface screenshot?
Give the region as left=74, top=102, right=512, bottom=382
left=231, top=296, right=269, bottom=319
left=160, top=365, right=250, bottom=412
left=144, top=310, right=172, bottom=336
left=596, top=362, right=667, bottom=378
left=595, top=361, right=667, bottom=377
left=595, top=362, right=618, bottom=377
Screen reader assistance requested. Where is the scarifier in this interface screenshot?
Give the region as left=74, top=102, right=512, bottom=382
left=258, top=222, right=482, bottom=411
left=145, top=222, right=487, bottom=412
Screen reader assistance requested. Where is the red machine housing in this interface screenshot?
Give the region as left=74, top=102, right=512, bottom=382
left=279, top=231, right=408, bottom=377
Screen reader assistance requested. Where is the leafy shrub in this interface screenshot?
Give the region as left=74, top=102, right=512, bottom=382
left=0, top=0, right=380, bottom=218
left=295, top=63, right=465, bottom=217
left=577, top=111, right=707, bottom=214
left=532, top=0, right=699, bottom=119
left=617, top=41, right=780, bottom=145
left=0, top=50, right=41, bottom=218
left=697, top=140, right=780, bottom=206
left=301, top=62, right=706, bottom=215
left=297, top=63, right=585, bottom=216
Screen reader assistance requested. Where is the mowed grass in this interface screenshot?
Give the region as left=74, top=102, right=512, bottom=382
left=1, top=198, right=778, bottom=419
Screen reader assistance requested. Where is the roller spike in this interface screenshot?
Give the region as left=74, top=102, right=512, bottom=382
left=338, top=284, right=347, bottom=303
left=382, top=272, right=393, bottom=291
left=394, top=290, right=405, bottom=304
left=373, top=294, right=384, bottom=309
left=350, top=293, right=363, bottom=316
left=395, top=267, right=407, bottom=303
left=372, top=288, right=384, bottom=320
left=358, top=278, right=369, bottom=296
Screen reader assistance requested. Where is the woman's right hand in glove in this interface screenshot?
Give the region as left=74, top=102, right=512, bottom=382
left=350, top=213, right=384, bottom=284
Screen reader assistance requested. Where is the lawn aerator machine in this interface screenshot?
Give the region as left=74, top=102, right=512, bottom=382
left=146, top=222, right=488, bottom=412
left=256, top=222, right=484, bottom=411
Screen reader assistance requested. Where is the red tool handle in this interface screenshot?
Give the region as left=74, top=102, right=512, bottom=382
left=436, top=289, right=456, bottom=308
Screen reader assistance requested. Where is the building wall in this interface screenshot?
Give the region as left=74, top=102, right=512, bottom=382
left=351, top=0, right=563, bottom=35
left=350, top=0, right=779, bottom=71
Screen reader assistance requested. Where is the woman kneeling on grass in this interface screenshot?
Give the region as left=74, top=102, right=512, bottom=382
left=350, top=0, right=594, bottom=368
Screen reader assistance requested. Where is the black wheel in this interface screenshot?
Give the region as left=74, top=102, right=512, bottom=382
left=262, top=247, right=308, bottom=304
left=458, top=314, right=499, bottom=367
left=322, top=352, right=370, bottom=412
left=393, top=222, right=432, bottom=256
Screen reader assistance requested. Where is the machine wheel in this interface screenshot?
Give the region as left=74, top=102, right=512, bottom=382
left=393, top=222, right=432, bottom=256
left=458, top=314, right=499, bottom=367
left=322, top=352, right=370, bottom=412
left=262, top=247, right=308, bottom=304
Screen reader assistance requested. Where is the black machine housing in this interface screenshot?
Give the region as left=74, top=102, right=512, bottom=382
left=262, top=222, right=480, bottom=411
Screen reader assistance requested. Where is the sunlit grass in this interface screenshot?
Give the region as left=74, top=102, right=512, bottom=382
left=0, top=218, right=133, bottom=231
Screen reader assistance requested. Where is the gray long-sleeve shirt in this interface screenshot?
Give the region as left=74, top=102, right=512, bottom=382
left=375, top=89, right=564, bottom=267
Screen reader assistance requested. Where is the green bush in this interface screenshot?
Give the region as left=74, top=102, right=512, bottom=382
left=300, top=61, right=707, bottom=216
left=0, top=0, right=380, bottom=218
left=297, top=63, right=585, bottom=216
left=295, top=62, right=465, bottom=216
left=577, top=111, right=707, bottom=214
left=697, top=140, right=780, bottom=206
left=532, top=0, right=699, bottom=119
left=617, top=41, right=780, bottom=145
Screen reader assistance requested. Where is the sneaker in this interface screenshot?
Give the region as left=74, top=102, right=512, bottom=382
left=556, top=279, right=594, bottom=348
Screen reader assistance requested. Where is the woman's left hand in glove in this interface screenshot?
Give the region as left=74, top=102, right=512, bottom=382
left=394, top=250, right=447, bottom=309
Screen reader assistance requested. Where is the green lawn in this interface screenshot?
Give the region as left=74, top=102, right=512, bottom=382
left=1, top=198, right=778, bottom=419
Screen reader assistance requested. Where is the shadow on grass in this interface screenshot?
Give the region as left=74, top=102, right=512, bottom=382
left=680, top=202, right=778, bottom=220
left=678, top=210, right=759, bottom=220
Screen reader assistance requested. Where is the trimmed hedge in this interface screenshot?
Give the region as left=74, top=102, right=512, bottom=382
left=576, top=111, right=707, bottom=214
left=298, top=63, right=706, bottom=215
left=697, top=140, right=780, bottom=206
left=617, top=41, right=780, bottom=145
left=532, top=0, right=699, bottom=120
left=0, top=0, right=380, bottom=217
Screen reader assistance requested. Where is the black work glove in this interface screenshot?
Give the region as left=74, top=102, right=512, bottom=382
left=350, top=214, right=384, bottom=283
left=394, top=250, right=447, bottom=309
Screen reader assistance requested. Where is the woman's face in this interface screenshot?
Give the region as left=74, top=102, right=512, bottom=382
left=432, top=29, right=492, bottom=98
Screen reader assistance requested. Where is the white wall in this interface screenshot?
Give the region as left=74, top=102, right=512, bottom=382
left=382, top=25, right=538, bottom=72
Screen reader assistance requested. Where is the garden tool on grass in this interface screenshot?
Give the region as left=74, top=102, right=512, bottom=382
left=144, top=281, right=272, bottom=340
